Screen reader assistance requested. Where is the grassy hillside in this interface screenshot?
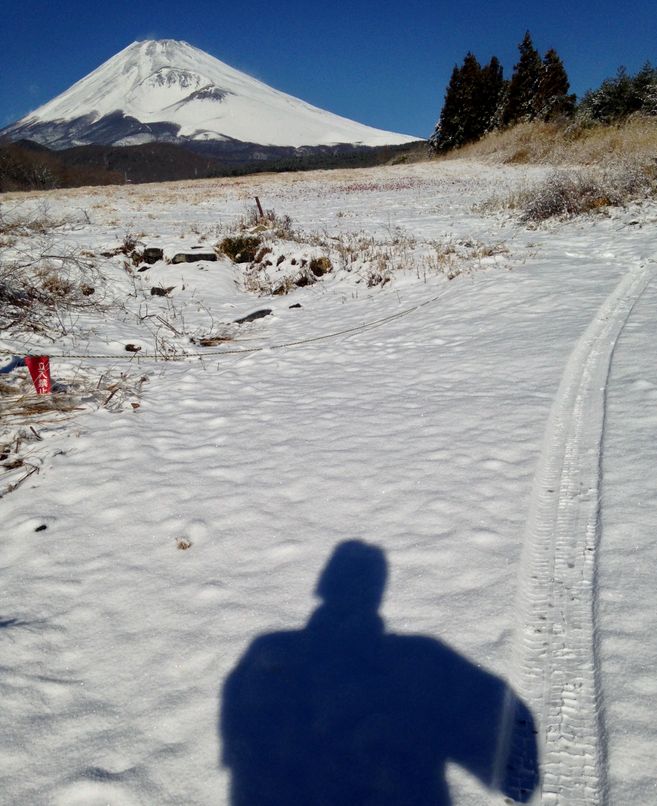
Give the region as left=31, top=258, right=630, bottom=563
left=439, top=116, right=657, bottom=166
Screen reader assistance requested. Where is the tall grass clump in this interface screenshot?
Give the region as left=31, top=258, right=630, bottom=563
left=520, top=160, right=656, bottom=222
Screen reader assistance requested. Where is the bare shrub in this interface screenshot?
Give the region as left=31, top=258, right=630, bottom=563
left=0, top=249, right=105, bottom=338
left=520, top=161, right=656, bottom=222
left=237, top=205, right=295, bottom=239
left=36, top=267, right=75, bottom=298
left=254, top=246, right=272, bottom=263
left=521, top=172, right=607, bottom=221
left=219, top=235, right=262, bottom=263
left=242, top=267, right=273, bottom=295
left=366, top=263, right=392, bottom=287
left=271, top=276, right=297, bottom=296
left=0, top=202, right=69, bottom=236
left=309, top=256, right=332, bottom=276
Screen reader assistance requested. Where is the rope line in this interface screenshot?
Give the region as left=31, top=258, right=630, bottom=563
left=1, top=288, right=447, bottom=363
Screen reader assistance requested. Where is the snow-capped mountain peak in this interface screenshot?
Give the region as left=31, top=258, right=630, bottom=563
left=2, top=39, right=420, bottom=150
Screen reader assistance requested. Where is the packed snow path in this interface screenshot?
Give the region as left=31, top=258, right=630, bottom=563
left=508, top=262, right=653, bottom=805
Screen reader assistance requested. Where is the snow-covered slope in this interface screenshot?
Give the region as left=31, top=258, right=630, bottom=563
left=1, top=39, right=420, bottom=149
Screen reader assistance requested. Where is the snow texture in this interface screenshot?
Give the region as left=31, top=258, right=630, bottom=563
left=1, top=160, right=656, bottom=805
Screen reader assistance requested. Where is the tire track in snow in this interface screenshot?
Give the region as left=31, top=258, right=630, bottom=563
left=503, top=263, right=653, bottom=805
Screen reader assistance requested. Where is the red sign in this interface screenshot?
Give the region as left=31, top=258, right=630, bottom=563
left=24, top=355, right=52, bottom=395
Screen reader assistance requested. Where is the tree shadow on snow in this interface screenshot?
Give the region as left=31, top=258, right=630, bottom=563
left=220, top=540, right=539, bottom=805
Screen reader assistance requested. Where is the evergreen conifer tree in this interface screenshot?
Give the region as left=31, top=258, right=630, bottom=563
left=578, top=63, right=657, bottom=122
left=430, top=53, right=506, bottom=152
left=633, top=61, right=657, bottom=115
left=429, top=63, right=464, bottom=152
left=430, top=55, right=483, bottom=151
left=536, top=49, right=575, bottom=119
left=457, top=52, right=485, bottom=143
left=478, top=56, right=507, bottom=132
left=578, top=67, right=637, bottom=122
left=503, top=32, right=543, bottom=125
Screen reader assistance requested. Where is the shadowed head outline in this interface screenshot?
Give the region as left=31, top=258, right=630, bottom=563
left=314, top=539, right=388, bottom=614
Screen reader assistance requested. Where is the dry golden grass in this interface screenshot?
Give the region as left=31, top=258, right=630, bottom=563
left=442, top=116, right=657, bottom=167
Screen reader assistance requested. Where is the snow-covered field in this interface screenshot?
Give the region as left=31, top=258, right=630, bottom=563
left=1, top=161, right=656, bottom=805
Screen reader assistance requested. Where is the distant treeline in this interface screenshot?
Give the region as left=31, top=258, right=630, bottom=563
left=0, top=140, right=122, bottom=191
left=430, top=31, right=657, bottom=153
left=0, top=138, right=425, bottom=192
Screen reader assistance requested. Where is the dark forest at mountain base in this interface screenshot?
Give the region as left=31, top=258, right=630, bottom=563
left=0, top=139, right=427, bottom=191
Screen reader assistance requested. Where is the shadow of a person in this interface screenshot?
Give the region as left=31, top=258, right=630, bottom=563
left=221, top=540, right=539, bottom=805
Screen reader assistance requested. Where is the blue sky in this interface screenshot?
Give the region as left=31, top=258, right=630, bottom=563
left=1, top=0, right=655, bottom=137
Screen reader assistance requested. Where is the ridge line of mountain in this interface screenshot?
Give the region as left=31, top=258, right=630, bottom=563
left=1, top=39, right=421, bottom=152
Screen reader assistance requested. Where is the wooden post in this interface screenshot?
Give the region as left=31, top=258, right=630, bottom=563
left=255, top=196, right=264, bottom=219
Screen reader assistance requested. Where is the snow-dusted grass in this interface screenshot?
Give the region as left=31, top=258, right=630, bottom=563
left=444, top=116, right=657, bottom=168
left=1, top=160, right=656, bottom=805
left=479, top=159, right=657, bottom=222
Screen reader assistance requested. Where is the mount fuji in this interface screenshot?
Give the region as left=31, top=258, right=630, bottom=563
left=1, top=40, right=420, bottom=152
